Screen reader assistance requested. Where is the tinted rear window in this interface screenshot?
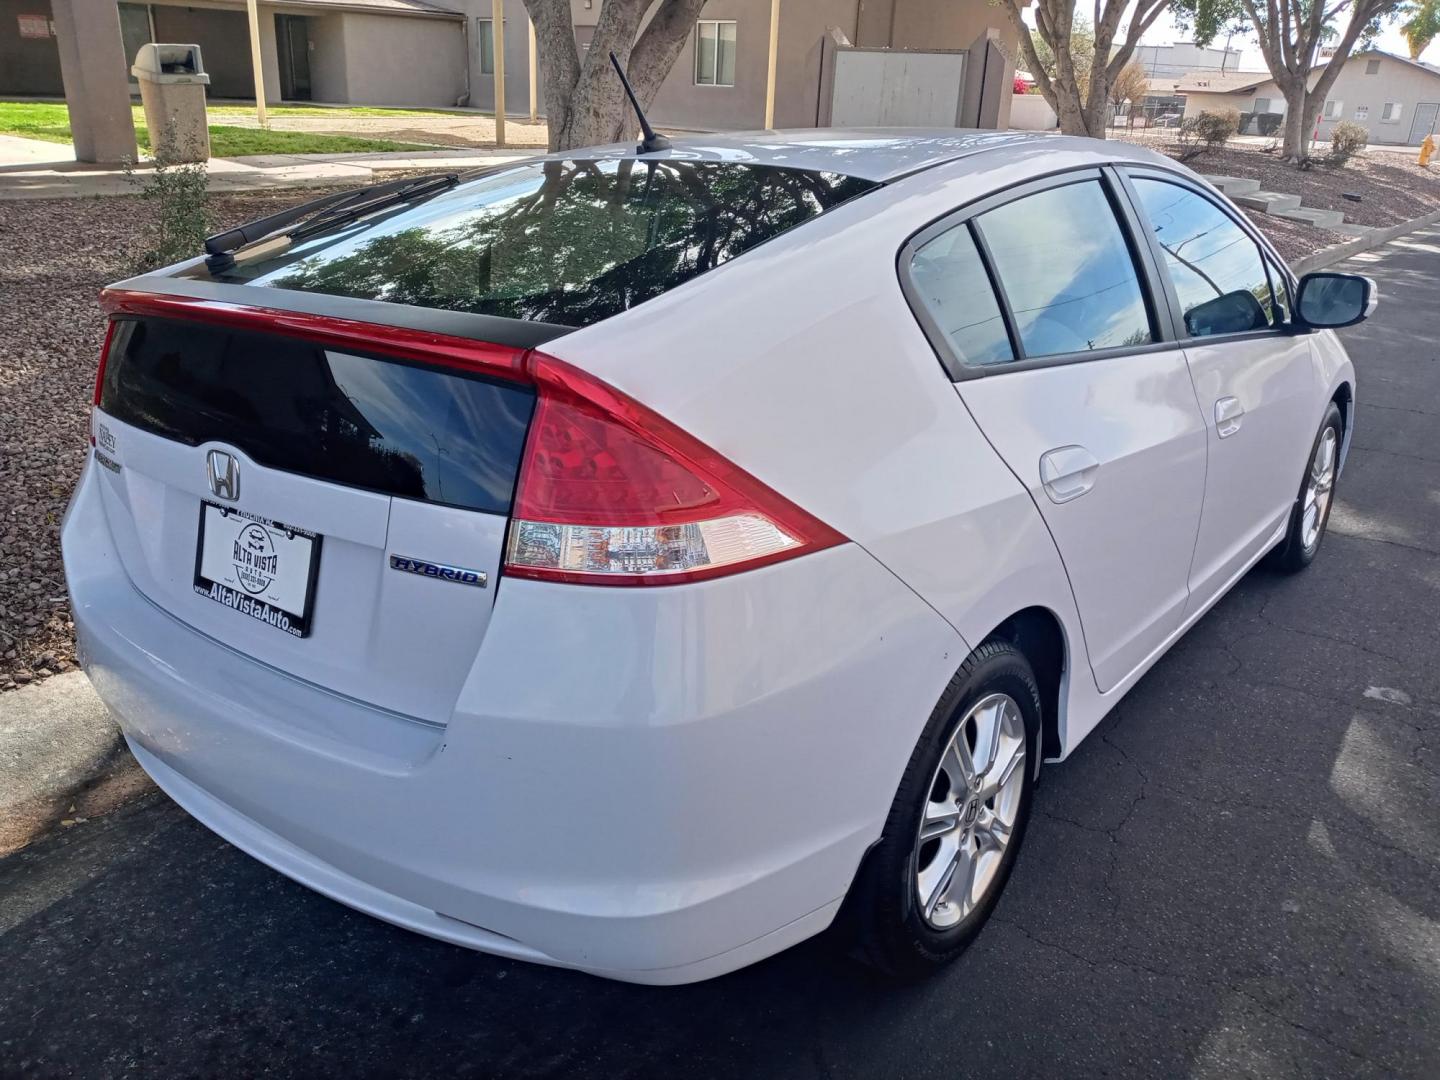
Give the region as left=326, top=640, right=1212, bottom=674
left=206, top=160, right=876, bottom=327
left=99, top=318, right=534, bottom=515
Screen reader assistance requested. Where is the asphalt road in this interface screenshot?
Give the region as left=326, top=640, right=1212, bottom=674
left=4, top=230, right=1439, bottom=1080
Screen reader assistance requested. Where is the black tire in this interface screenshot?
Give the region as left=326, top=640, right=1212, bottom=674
left=844, top=639, right=1041, bottom=978
left=1267, top=402, right=1343, bottom=574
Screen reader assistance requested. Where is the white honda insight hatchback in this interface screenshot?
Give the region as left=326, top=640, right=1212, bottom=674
left=64, top=130, right=1372, bottom=984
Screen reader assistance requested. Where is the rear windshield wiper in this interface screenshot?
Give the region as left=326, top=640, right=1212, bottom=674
left=203, top=173, right=460, bottom=275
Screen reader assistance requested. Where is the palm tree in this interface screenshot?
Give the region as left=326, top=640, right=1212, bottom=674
left=1401, top=0, right=1440, bottom=61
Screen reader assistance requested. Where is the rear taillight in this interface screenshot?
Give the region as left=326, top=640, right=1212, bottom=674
left=504, top=352, right=845, bottom=586
left=90, top=321, right=117, bottom=446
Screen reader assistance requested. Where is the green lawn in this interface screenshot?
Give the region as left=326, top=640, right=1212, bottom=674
left=0, top=101, right=441, bottom=156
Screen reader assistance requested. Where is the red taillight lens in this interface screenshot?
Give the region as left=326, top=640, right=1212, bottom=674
left=505, top=352, right=845, bottom=585
left=91, top=321, right=118, bottom=445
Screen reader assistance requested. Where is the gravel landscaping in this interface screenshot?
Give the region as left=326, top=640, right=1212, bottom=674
left=0, top=187, right=361, bottom=690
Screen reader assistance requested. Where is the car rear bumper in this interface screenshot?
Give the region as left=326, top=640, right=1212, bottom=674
left=64, top=458, right=965, bottom=983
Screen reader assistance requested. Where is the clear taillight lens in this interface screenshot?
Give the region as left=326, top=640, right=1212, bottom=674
left=503, top=352, right=844, bottom=586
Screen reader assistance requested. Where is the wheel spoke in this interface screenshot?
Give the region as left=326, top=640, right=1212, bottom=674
left=979, top=737, right=1025, bottom=800
left=941, top=731, right=976, bottom=793
left=924, top=840, right=976, bottom=921
left=920, top=800, right=961, bottom=841
left=977, top=810, right=1013, bottom=852
left=971, top=697, right=1005, bottom=779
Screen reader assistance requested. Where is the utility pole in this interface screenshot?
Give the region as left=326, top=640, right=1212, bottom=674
left=492, top=0, right=506, bottom=147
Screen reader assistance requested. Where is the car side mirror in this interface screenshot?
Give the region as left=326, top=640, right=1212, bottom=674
left=1295, top=272, right=1377, bottom=330
left=1184, top=288, right=1269, bottom=337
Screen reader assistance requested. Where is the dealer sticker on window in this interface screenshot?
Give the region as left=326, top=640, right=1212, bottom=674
left=193, top=502, right=322, bottom=637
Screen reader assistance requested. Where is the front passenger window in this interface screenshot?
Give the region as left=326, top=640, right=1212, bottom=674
left=1131, top=177, right=1277, bottom=338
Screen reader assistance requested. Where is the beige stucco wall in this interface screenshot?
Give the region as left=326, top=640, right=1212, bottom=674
left=305, top=12, right=349, bottom=102
left=623, top=0, right=862, bottom=131
left=321, top=11, right=467, bottom=108
left=1181, top=88, right=1264, bottom=119
left=568, top=0, right=1019, bottom=133
left=1313, top=54, right=1440, bottom=144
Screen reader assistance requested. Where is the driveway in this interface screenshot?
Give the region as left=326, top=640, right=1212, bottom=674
left=2, top=230, right=1438, bottom=1079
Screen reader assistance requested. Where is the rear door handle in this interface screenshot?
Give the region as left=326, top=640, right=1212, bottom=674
left=1039, top=445, right=1100, bottom=504
left=1215, top=396, right=1244, bottom=438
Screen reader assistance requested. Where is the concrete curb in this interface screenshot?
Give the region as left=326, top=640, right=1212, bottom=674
left=0, top=672, right=153, bottom=856
left=1293, top=207, right=1440, bottom=274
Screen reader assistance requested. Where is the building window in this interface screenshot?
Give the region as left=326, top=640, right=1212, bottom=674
left=477, top=18, right=495, bottom=76
left=1365, top=58, right=1381, bottom=74
left=1355, top=105, right=1370, bottom=121
left=695, top=20, right=737, bottom=86
left=1323, top=99, right=1343, bottom=120
left=1254, top=97, right=1271, bottom=113
left=1382, top=102, right=1403, bottom=123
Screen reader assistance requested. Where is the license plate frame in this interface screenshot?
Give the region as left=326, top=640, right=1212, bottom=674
left=193, top=501, right=323, bottom=638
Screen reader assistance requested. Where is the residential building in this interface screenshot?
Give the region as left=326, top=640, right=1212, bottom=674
left=566, top=0, right=1023, bottom=131
left=4, top=0, right=474, bottom=105
left=1176, top=49, right=1440, bottom=146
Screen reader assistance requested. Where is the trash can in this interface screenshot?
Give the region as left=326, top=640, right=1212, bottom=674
left=131, top=43, right=211, bottom=164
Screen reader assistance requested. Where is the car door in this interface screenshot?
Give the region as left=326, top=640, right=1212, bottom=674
left=1122, top=170, right=1320, bottom=609
left=902, top=169, right=1208, bottom=693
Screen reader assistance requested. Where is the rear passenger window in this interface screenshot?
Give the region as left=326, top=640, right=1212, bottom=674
left=976, top=180, right=1153, bottom=358
left=1131, top=177, right=1277, bottom=337
left=910, top=224, right=1014, bottom=367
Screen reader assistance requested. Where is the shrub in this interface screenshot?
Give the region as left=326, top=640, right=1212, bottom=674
left=123, top=131, right=212, bottom=273
left=1256, top=111, right=1284, bottom=137
left=1328, top=120, right=1369, bottom=165
left=1014, top=74, right=1029, bottom=95
left=1175, top=109, right=1239, bottom=161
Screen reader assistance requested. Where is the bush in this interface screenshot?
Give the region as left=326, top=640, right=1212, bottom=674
left=1175, top=109, right=1239, bottom=161
left=123, top=131, right=211, bottom=273
left=1256, top=111, right=1284, bottom=137
left=1328, top=120, right=1369, bottom=165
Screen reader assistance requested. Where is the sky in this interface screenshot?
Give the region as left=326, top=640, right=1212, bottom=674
left=1025, top=5, right=1432, bottom=72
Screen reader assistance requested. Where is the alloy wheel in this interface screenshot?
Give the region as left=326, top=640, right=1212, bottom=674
left=1301, top=426, right=1338, bottom=552
left=914, top=692, right=1027, bottom=930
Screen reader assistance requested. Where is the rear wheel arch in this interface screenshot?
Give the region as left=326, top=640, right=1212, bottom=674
left=982, top=607, right=1067, bottom=763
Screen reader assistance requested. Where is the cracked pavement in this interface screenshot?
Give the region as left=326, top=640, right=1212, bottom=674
left=3, top=229, right=1439, bottom=1078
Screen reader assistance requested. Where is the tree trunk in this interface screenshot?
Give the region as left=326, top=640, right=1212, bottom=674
left=1055, top=90, right=1090, bottom=136
left=1280, top=82, right=1308, bottom=162
left=524, top=0, right=706, bottom=152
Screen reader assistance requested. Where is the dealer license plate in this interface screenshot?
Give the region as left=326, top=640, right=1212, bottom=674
left=193, top=502, right=322, bottom=638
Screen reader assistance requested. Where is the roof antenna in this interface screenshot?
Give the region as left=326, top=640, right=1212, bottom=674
left=609, top=51, right=671, bottom=154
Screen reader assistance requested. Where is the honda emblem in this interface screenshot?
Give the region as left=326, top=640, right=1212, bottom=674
left=206, top=449, right=240, bottom=502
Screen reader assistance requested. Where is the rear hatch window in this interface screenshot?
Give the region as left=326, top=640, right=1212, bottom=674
left=100, top=318, right=533, bottom=513
left=201, top=160, right=877, bottom=327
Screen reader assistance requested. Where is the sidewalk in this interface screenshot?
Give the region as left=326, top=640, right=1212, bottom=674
left=0, top=136, right=536, bottom=200
left=0, top=672, right=152, bottom=856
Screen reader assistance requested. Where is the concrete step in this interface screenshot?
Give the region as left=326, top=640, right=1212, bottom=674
left=1272, top=206, right=1348, bottom=230
left=1203, top=174, right=1262, bottom=196
left=1234, top=190, right=1303, bottom=213
left=1331, top=222, right=1378, bottom=239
